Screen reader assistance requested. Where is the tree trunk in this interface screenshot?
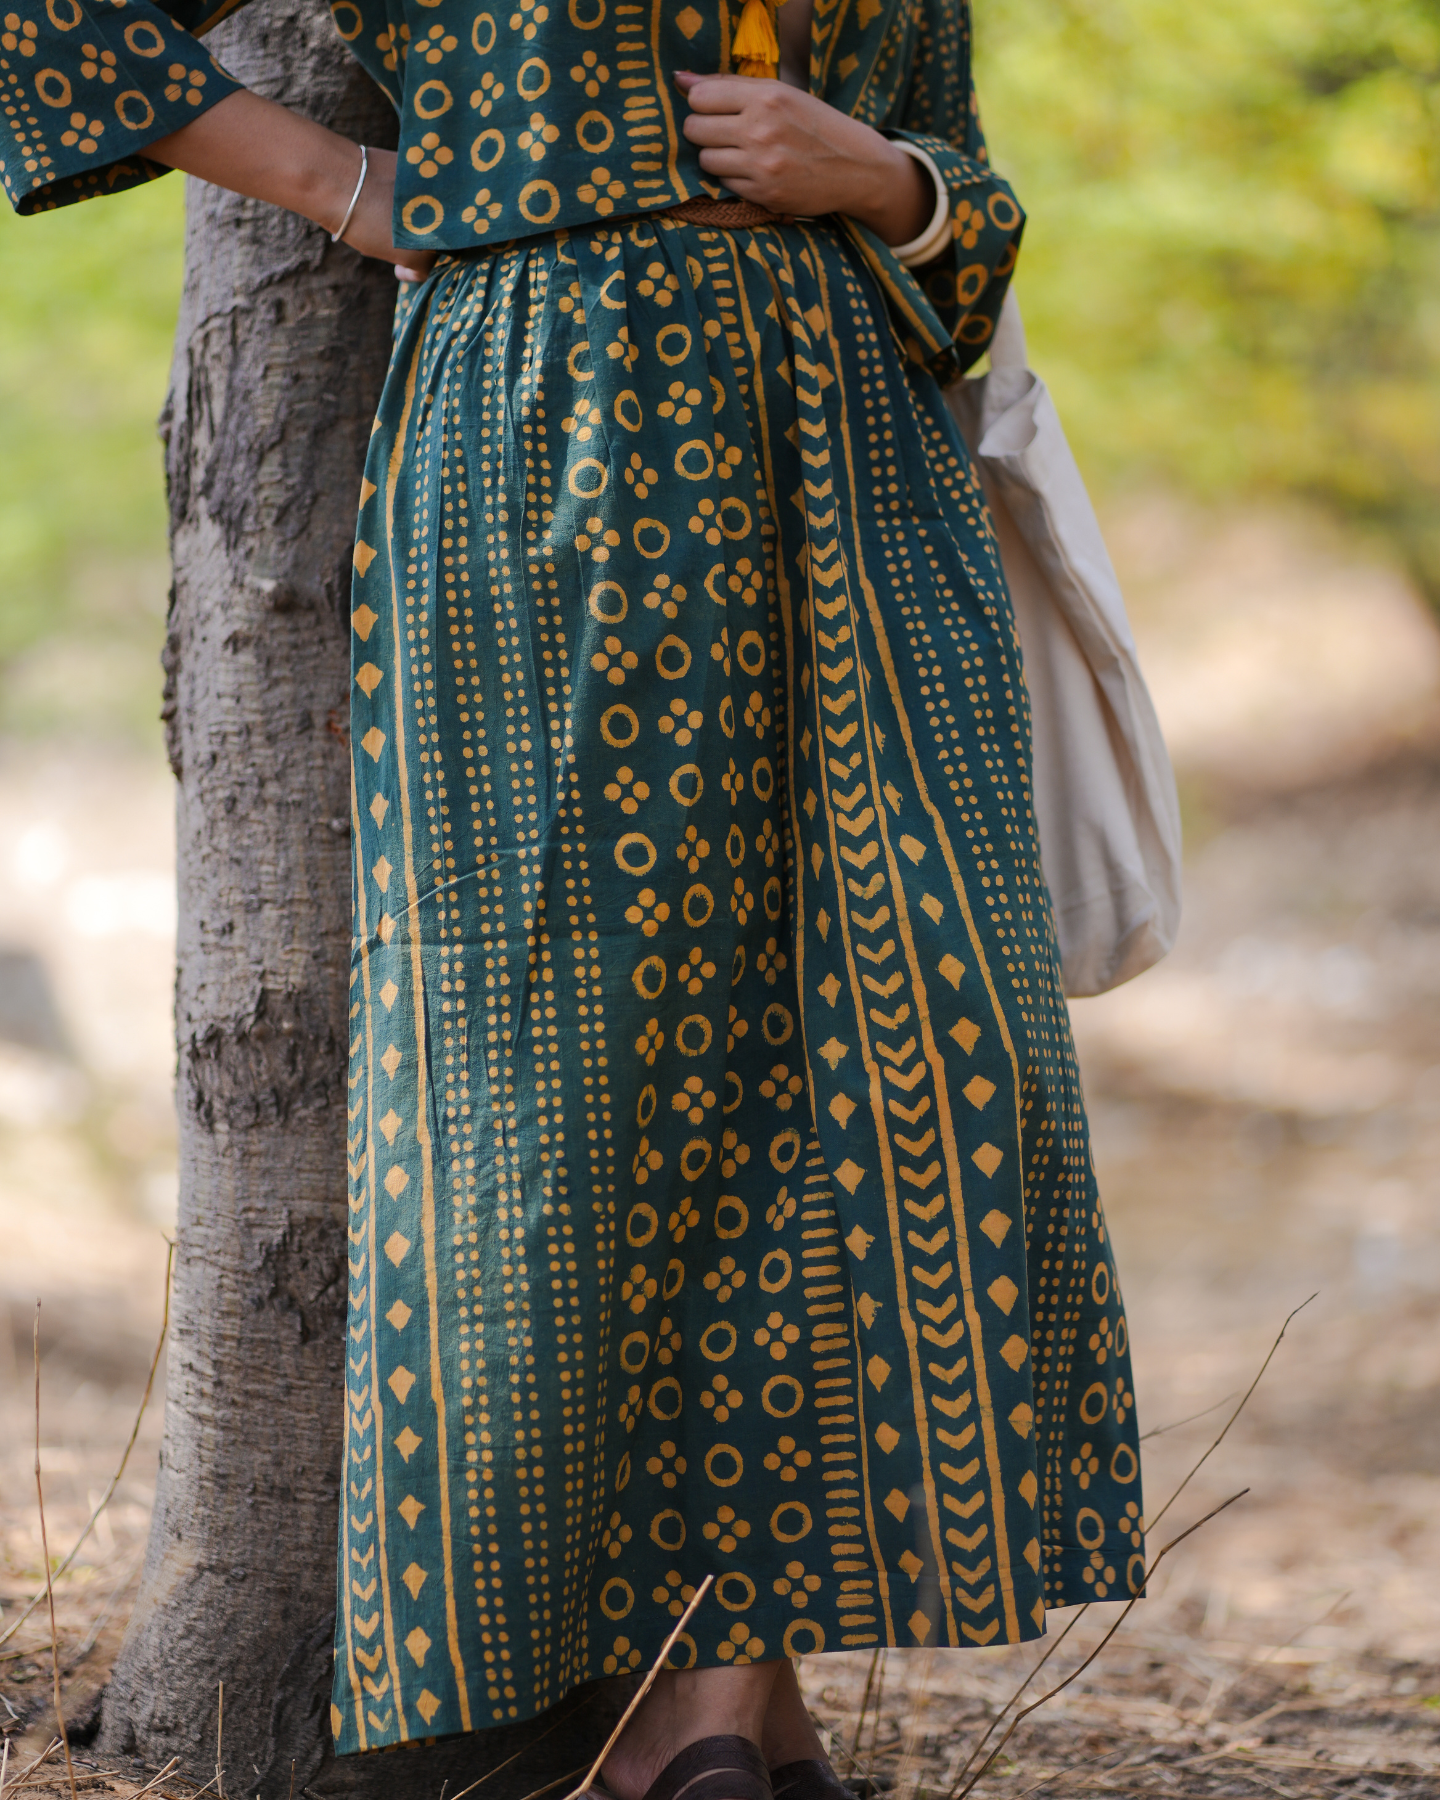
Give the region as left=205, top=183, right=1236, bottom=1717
left=98, top=3, right=625, bottom=1790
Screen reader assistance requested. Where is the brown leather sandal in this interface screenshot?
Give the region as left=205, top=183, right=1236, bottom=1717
left=637, top=1735, right=774, bottom=1800
left=769, top=1761, right=855, bottom=1800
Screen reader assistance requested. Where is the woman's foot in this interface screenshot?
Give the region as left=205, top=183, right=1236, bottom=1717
left=600, top=1662, right=782, bottom=1800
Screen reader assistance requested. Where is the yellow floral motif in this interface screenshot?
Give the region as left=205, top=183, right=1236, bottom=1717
left=652, top=1568, right=698, bottom=1618
left=730, top=877, right=755, bottom=926
left=1, top=14, right=37, bottom=54
left=636, top=261, right=681, bottom=306
left=604, top=765, right=651, bottom=814
left=772, top=1559, right=822, bottom=1605
left=645, top=574, right=687, bottom=619
left=666, top=1198, right=700, bottom=1243
left=1089, top=1317, right=1114, bottom=1364
left=591, top=634, right=638, bottom=681
left=760, top=1064, right=804, bottom=1110
left=721, top=758, right=746, bottom=804
left=406, top=131, right=454, bottom=178
left=461, top=188, right=503, bottom=232
left=659, top=698, right=703, bottom=746
left=1121, top=1500, right=1144, bottom=1548
left=714, top=438, right=745, bottom=478
left=743, top=692, right=772, bottom=737
left=1081, top=1550, right=1117, bottom=1598
left=672, top=1074, right=716, bottom=1126
left=689, top=497, right=722, bottom=545
left=163, top=64, right=206, bottom=105
left=621, top=1266, right=657, bottom=1314
left=1114, top=1375, right=1135, bottom=1420
left=699, top=1375, right=742, bottom=1424
left=564, top=399, right=604, bottom=441
left=577, top=164, right=626, bottom=212
left=755, top=936, right=788, bottom=984
left=623, top=452, right=658, bottom=498
left=470, top=70, right=505, bottom=115
left=765, top=1189, right=796, bottom=1230
left=606, top=324, right=640, bottom=371
left=632, top=1136, right=662, bottom=1184
left=59, top=111, right=103, bottom=152
left=675, top=824, right=710, bottom=873
left=634, top=1018, right=665, bottom=1065
left=755, top=819, right=780, bottom=867
left=701, top=1501, right=750, bottom=1551
left=660, top=380, right=702, bottom=422
left=570, top=48, right=609, bottom=96
left=617, top=1384, right=644, bottom=1431
left=79, top=44, right=117, bottom=82
left=703, top=1255, right=745, bottom=1302
left=725, top=1007, right=749, bottom=1055
left=753, top=1315, right=800, bottom=1362
left=603, top=1634, right=643, bottom=1674
left=1069, top=1442, right=1101, bottom=1490
left=375, top=21, right=410, bottom=69
left=626, top=888, right=671, bottom=937
left=601, top=1510, right=633, bottom=1558
left=517, top=109, right=559, bottom=158
left=721, top=558, right=764, bottom=604
left=644, top=1440, right=686, bottom=1489
left=952, top=196, right=984, bottom=248
left=720, top=1128, right=750, bottom=1178
left=678, top=946, right=716, bottom=996
left=654, top=1315, right=683, bottom=1363
left=415, top=21, right=457, bottom=62
left=716, top=1620, right=765, bottom=1664
left=509, top=0, right=549, bottom=39
left=576, top=516, right=621, bottom=560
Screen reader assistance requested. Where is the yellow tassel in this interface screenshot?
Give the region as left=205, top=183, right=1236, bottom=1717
left=733, top=0, right=779, bottom=76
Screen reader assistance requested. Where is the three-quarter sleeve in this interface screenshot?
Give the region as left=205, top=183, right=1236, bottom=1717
left=1, top=0, right=247, bottom=215
left=847, top=0, right=1024, bottom=383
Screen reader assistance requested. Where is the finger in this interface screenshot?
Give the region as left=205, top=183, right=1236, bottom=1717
left=694, top=148, right=762, bottom=180
left=682, top=113, right=748, bottom=146
left=676, top=74, right=756, bottom=112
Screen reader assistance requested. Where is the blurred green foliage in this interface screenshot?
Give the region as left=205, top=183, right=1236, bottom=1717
left=976, top=0, right=1440, bottom=597
left=0, top=176, right=183, bottom=739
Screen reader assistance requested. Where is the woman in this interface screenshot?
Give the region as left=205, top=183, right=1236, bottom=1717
left=2, top=0, right=1143, bottom=1790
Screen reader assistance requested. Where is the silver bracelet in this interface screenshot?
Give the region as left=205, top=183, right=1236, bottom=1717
left=331, top=143, right=369, bottom=244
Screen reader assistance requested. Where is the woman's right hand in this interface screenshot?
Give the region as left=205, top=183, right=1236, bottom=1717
left=334, top=146, right=436, bottom=283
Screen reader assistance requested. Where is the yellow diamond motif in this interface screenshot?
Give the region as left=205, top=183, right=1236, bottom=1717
left=359, top=478, right=377, bottom=505
left=834, top=1159, right=865, bottom=1194
left=387, top=1365, right=416, bottom=1404
left=938, top=953, right=964, bottom=989
left=380, top=1044, right=402, bottom=1078
left=828, top=1093, right=856, bottom=1129
left=355, top=662, right=384, bottom=697
left=351, top=603, right=379, bottom=640
left=379, top=980, right=399, bottom=1010
left=950, top=1017, right=981, bottom=1054
left=817, top=1037, right=847, bottom=1070
left=999, top=1335, right=1030, bottom=1372
left=1023, top=1537, right=1042, bottom=1573
left=401, top=1560, right=428, bottom=1597
left=384, top=1231, right=411, bottom=1267
left=371, top=856, right=392, bottom=892
left=394, top=1429, right=423, bottom=1465
left=963, top=1075, right=996, bottom=1110
left=1019, top=1470, right=1039, bottom=1506
left=1008, top=1402, right=1034, bottom=1439
left=354, top=540, right=378, bottom=576
left=856, top=1293, right=881, bottom=1328
left=676, top=3, right=702, bottom=35
left=415, top=1688, right=441, bottom=1725
left=361, top=726, right=386, bottom=762
left=883, top=1488, right=910, bottom=1522
left=874, top=1422, right=900, bottom=1454
left=386, top=1299, right=412, bottom=1330
left=987, top=1275, right=1019, bottom=1315
left=972, top=1142, right=1003, bottom=1178
left=384, top=1164, right=409, bottom=1198
left=898, top=1549, right=923, bottom=1581
left=815, top=907, right=830, bottom=940
left=817, top=973, right=841, bottom=1006
left=369, top=792, right=388, bottom=826
left=377, top=913, right=396, bottom=945
left=920, top=893, right=943, bottom=922
left=979, top=1208, right=1010, bottom=1247
left=843, top=1223, right=873, bottom=1260
left=378, top=1109, right=402, bottom=1145
left=908, top=1610, right=932, bottom=1644
left=899, top=834, right=925, bottom=864
left=404, top=1626, right=431, bottom=1667
left=330, top=1703, right=343, bottom=1739
left=397, top=1494, right=425, bottom=1528
left=866, top=1354, right=890, bottom=1391
left=1031, top=1597, right=1046, bottom=1628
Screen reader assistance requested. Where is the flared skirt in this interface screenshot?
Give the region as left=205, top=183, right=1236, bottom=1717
left=332, top=214, right=1144, bottom=1755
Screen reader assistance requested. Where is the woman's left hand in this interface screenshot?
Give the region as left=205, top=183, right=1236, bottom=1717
left=675, top=71, right=931, bottom=245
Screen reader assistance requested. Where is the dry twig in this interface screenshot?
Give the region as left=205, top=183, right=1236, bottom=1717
left=34, top=1306, right=78, bottom=1800
left=1, top=1244, right=174, bottom=1654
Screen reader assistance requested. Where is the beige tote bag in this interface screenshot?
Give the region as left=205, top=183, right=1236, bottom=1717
left=945, top=294, right=1183, bottom=996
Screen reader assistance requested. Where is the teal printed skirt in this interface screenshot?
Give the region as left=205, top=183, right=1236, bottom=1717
left=335, top=214, right=1143, bottom=1753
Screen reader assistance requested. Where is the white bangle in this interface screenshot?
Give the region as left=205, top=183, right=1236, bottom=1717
left=889, top=141, right=951, bottom=269
left=331, top=143, right=369, bottom=244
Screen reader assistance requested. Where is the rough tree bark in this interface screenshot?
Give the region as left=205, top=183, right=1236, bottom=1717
left=97, top=2, right=624, bottom=1790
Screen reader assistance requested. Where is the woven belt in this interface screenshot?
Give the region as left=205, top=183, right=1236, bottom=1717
left=618, top=194, right=796, bottom=230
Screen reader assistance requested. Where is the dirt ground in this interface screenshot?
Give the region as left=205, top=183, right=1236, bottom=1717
left=1, top=503, right=1438, bottom=1797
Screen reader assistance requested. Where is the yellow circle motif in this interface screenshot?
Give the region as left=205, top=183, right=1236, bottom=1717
left=761, top=1373, right=803, bottom=1417
left=402, top=196, right=444, bottom=236
left=471, top=11, right=497, bottom=53
left=568, top=456, right=607, bottom=498
left=620, top=1331, right=651, bottom=1373
left=634, top=519, right=670, bottom=559
left=626, top=1202, right=658, bottom=1248
left=617, top=833, right=658, bottom=876
left=471, top=128, right=504, bottom=170
left=700, top=1320, right=737, bottom=1362
left=35, top=67, right=71, bottom=106
left=715, top=1572, right=757, bottom=1612
left=122, top=20, right=164, bottom=55
left=770, top=1502, right=812, bottom=1543
left=1079, top=1381, right=1108, bottom=1424
left=705, top=1444, right=743, bottom=1488
left=114, top=89, right=155, bottom=130
left=521, top=180, right=560, bottom=223
left=517, top=56, right=550, bottom=98
left=656, top=323, right=692, bottom=366
left=631, top=954, right=666, bottom=999
left=783, top=1620, right=825, bottom=1657
left=759, top=1249, right=792, bottom=1293
left=669, top=764, right=703, bottom=807
left=1075, top=1506, right=1106, bottom=1550
left=714, top=1196, right=748, bottom=1240
left=413, top=79, right=453, bottom=117
left=577, top=107, right=614, bottom=152
left=682, top=884, right=714, bottom=928
left=648, top=1380, right=683, bottom=1423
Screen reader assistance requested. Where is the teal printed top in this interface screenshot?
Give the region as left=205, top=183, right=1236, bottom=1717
left=0, top=0, right=1022, bottom=378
